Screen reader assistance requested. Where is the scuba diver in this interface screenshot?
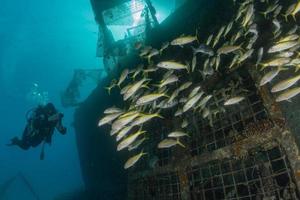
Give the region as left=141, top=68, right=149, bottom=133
left=7, top=103, right=67, bottom=160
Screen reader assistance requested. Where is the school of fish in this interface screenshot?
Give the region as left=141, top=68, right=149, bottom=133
left=99, top=0, right=300, bottom=169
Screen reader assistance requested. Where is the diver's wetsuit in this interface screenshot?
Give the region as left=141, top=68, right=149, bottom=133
left=9, top=103, right=66, bottom=150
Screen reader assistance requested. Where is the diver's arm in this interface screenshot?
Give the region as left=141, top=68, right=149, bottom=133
left=55, top=113, right=67, bottom=135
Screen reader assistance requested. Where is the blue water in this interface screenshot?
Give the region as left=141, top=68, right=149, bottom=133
left=0, top=0, right=178, bottom=199
left=0, top=0, right=99, bottom=199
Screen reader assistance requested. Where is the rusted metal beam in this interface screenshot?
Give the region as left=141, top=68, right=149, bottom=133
left=248, top=67, right=300, bottom=192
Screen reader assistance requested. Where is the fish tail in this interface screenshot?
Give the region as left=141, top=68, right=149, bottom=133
left=191, top=46, right=196, bottom=55
left=141, top=152, right=148, bottom=156
left=140, top=130, right=147, bottom=136
left=281, top=14, right=289, bottom=22
left=142, top=71, right=147, bottom=77
left=104, top=87, right=112, bottom=95
left=260, top=11, right=267, bottom=18
left=292, top=14, right=297, bottom=22
left=139, top=148, right=148, bottom=155
left=163, top=93, right=171, bottom=98
left=152, top=83, right=160, bottom=88
left=295, top=66, right=300, bottom=72
left=185, top=61, right=191, bottom=73
left=195, top=28, right=200, bottom=44
left=260, top=64, right=267, bottom=71
left=278, top=66, right=289, bottom=72
left=176, top=139, right=186, bottom=148
left=142, top=85, right=150, bottom=90
left=155, top=113, right=164, bottom=119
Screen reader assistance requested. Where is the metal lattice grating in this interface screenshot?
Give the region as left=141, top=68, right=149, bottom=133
left=129, top=172, right=182, bottom=200
left=102, top=0, right=146, bottom=26
left=187, top=146, right=299, bottom=200
left=188, top=75, right=269, bottom=156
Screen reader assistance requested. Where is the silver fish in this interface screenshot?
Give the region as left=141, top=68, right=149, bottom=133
left=128, top=137, right=147, bottom=151
left=159, top=74, right=179, bottom=87
left=229, top=54, right=240, bottom=69
left=168, top=131, right=190, bottom=138
left=247, top=23, right=258, bottom=36
left=287, top=25, right=298, bottom=35
left=158, top=138, right=185, bottom=149
left=157, top=61, right=187, bottom=70
left=213, top=26, right=226, bottom=47
left=271, top=75, right=300, bottom=93
left=124, top=151, right=147, bottom=169
left=268, top=41, right=299, bottom=53
left=276, top=87, right=300, bottom=102
left=272, top=19, right=281, bottom=34
left=206, top=34, right=214, bottom=45
left=136, top=93, right=166, bottom=106
left=277, top=34, right=299, bottom=43
left=117, top=129, right=146, bottom=151
left=215, top=55, right=221, bottom=71
left=273, top=5, right=282, bottom=18
left=117, top=69, right=129, bottom=87
left=238, top=49, right=254, bottom=64
left=104, top=107, right=123, bottom=114
left=159, top=42, right=170, bottom=54
left=261, top=58, right=291, bottom=69
left=224, top=21, right=233, bottom=37
left=124, top=78, right=150, bottom=101
left=242, top=4, right=254, bottom=27
left=116, top=125, right=134, bottom=141
left=291, top=1, right=300, bottom=20
left=202, top=108, right=210, bottom=118
left=181, top=119, right=188, bottom=128
left=183, top=92, right=204, bottom=112
left=202, top=59, right=214, bottom=77
left=197, top=95, right=213, bottom=109
left=192, top=44, right=214, bottom=56
left=168, top=88, right=180, bottom=103
left=217, top=45, right=241, bottom=55
left=111, top=112, right=140, bottom=133
left=289, top=58, right=300, bottom=66
left=120, top=84, right=131, bottom=95
left=259, top=68, right=285, bottom=86
left=171, top=35, right=197, bottom=46
left=277, top=51, right=294, bottom=58
left=98, top=112, right=123, bottom=127
left=147, top=49, right=159, bottom=62
left=157, top=99, right=178, bottom=109
left=188, top=86, right=202, bottom=99
left=130, top=113, right=163, bottom=126
left=139, top=46, right=152, bottom=57
left=224, top=96, right=245, bottom=106
left=178, top=81, right=193, bottom=92
left=256, top=47, right=264, bottom=66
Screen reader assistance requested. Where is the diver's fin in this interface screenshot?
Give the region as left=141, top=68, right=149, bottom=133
left=40, top=142, right=45, bottom=160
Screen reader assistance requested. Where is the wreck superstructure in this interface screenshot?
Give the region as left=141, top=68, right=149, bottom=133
left=73, top=0, right=300, bottom=199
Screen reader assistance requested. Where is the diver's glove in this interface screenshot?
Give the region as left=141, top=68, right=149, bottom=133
left=48, top=113, right=63, bottom=121
left=59, top=127, right=67, bottom=135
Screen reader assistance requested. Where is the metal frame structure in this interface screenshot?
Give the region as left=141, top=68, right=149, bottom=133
left=127, top=68, right=300, bottom=200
